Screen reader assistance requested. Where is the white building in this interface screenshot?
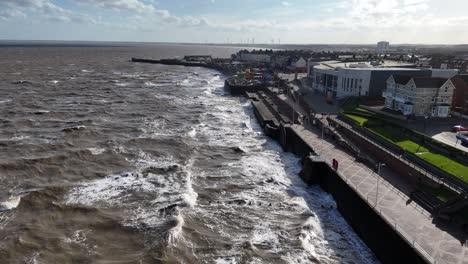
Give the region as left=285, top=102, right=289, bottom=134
left=384, top=75, right=455, bottom=117
left=294, top=57, right=307, bottom=68
left=307, top=60, right=458, bottom=99
left=377, top=41, right=390, bottom=54
left=237, top=51, right=271, bottom=63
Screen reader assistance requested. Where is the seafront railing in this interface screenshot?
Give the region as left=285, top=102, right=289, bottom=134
left=340, top=172, right=437, bottom=264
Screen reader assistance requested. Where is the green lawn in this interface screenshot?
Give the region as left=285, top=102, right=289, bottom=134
left=344, top=114, right=468, bottom=182
left=370, top=126, right=468, bottom=182
left=344, top=113, right=369, bottom=126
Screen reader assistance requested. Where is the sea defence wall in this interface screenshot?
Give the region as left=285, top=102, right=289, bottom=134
left=301, top=158, right=427, bottom=264
left=249, top=94, right=428, bottom=264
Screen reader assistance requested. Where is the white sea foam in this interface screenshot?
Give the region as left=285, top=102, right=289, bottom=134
left=0, top=196, right=21, bottom=212
left=250, top=222, right=280, bottom=253
left=165, top=214, right=185, bottom=245
left=187, top=127, right=197, bottom=138
left=87, top=148, right=105, bottom=155
left=10, top=135, right=31, bottom=141
left=115, top=82, right=131, bottom=87
left=214, top=257, right=238, bottom=264
left=65, top=151, right=197, bottom=248
left=144, top=81, right=157, bottom=87
left=183, top=71, right=377, bottom=263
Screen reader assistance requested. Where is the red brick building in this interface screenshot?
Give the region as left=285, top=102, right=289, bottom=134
left=451, top=75, right=468, bottom=114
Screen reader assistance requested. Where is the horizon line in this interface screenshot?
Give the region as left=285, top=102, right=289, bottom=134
left=0, top=39, right=467, bottom=46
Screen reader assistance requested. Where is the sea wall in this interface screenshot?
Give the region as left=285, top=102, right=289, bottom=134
left=249, top=95, right=429, bottom=264
left=301, top=158, right=427, bottom=264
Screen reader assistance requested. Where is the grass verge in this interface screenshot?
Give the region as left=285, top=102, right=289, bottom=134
left=343, top=113, right=468, bottom=182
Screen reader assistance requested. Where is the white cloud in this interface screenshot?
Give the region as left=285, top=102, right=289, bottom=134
left=73, top=0, right=157, bottom=13
left=281, top=1, right=291, bottom=6
left=0, top=0, right=96, bottom=24
left=0, top=9, right=26, bottom=20
left=72, top=0, right=211, bottom=27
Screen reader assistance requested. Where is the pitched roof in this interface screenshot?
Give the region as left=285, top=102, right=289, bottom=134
left=392, top=75, right=412, bottom=85
left=412, top=77, right=448, bottom=88
left=392, top=75, right=449, bottom=88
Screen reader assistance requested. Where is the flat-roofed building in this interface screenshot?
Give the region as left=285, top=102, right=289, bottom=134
left=237, top=51, right=271, bottom=63
left=377, top=41, right=390, bottom=54
left=307, top=60, right=458, bottom=99
left=384, top=75, right=455, bottom=117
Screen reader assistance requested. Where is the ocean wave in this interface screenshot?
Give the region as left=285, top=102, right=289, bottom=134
left=0, top=196, right=21, bottom=212
left=65, top=153, right=197, bottom=238
left=87, top=148, right=105, bottom=155
left=144, top=81, right=166, bottom=87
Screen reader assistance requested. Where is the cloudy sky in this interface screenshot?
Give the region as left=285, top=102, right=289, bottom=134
left=0, top=0, right=466, bottom=44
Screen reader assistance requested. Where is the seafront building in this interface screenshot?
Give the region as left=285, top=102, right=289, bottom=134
left=306, top=60, right=458, bottom=98
left=237, top=51, right=271, bottom=63
left=383, top=75, right=455, bottom=117
left=376, top=41, right=390, bottom=54
left=450, top=74, right=468, bottom=114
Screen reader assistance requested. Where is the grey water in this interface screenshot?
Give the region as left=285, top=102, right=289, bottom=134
left=0, top=43, right=377, bottom=263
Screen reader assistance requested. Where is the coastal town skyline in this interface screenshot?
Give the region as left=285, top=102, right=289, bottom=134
left=0, top=0, right=467, bottom=44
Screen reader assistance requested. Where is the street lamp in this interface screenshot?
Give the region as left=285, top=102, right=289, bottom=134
left=423, top=115, right=429, bottom=134
left=375, top=163, right=386, bottom=207
left=321, top=124, right=328, bottom=152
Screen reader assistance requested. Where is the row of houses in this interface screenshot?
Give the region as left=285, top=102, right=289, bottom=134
left=235, top=50, right=308, bottom=72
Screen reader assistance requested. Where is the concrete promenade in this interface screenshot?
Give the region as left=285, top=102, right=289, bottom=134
left=292, top=124, right=468, bottom=264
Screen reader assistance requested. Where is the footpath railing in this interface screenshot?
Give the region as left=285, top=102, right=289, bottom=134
left=293, top=123, right=433, bottom=219
left=330, top=117, right=465, bottom=195
left=340, top=170, right=437, bottom=264
left=292, top=122, right=438, bottom=263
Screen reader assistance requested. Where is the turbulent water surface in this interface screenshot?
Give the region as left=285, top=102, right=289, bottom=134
left=0, top=43, right=377, bottom=263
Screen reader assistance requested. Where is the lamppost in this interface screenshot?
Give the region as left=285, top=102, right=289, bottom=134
left=423, top=115, right=429, bottom=134
left=287, top=86, right=295, bottom=124
left=375, top=163, right=386, bottom=207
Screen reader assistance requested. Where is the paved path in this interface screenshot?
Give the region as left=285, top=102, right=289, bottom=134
left=292, top=124, right=468, bottom=264
left=433, top=132, right=468, bottom=153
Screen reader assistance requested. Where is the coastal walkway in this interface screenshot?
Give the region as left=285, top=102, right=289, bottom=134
left=292, top=124, right=468, bottom=264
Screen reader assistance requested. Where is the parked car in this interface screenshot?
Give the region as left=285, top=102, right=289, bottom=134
left=456, top=133, right=466, bottom=140
left=461, top=137, right=468, bottom=147
left=451, top=125, right=468, bottom=132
